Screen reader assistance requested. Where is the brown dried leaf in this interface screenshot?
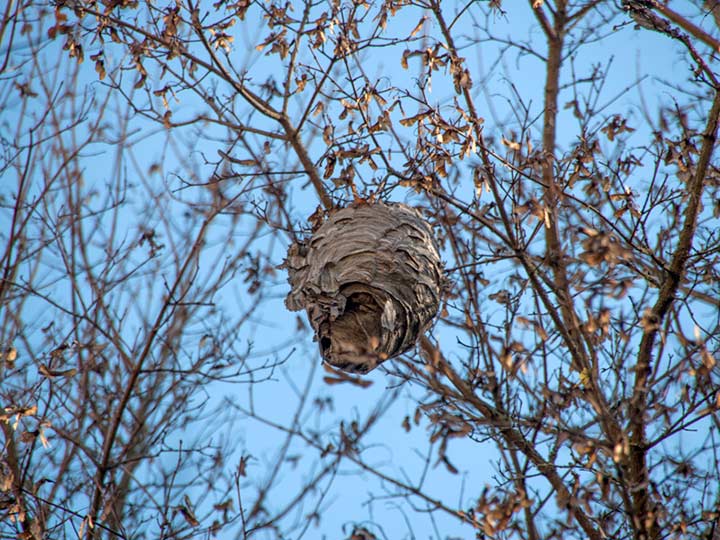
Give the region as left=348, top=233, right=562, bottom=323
left=489, top=290, right=510, bottom=305
left=20, top=430, right=38, bottom=444
left=442, top=455, right=459, bottom=474
left=400, top=49, right=410, bottom=69
left=39, top=428, right=49, bottom=449
left=349, top=526, right=377, bottom=540
left=323, top=375, right=372, bottom=388
left=39, top=365, right=77, bottom=379
left=295, top=74, right=307, bottom=92
left=399, top=111, right=429, bottom=127
left=323, top=363, right=373, bottom=387
left=2, top=346, right=17, bottom=366
left=408, top=16, right=427, bottom=38
left=134, top=73, right=147, bottom=90
left=95, top=60, right=106, bottom=80
left=323, top=156, right=336, bottom=179
left=179, top=506, right=199, bottom=527
left=702, top=349, right=716, bottom=370
left=535, top=321, right=548, bottom=341
left=501, top=136, right=521, bottom=151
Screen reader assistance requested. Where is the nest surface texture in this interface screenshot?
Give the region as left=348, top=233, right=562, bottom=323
left=285, top=202, right=443, bottom=373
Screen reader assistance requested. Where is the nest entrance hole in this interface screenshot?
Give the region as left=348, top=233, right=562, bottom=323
left=319, top=288, right=385, bottom=371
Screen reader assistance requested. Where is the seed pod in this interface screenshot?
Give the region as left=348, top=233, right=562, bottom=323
left=284, top=202, right=443, bottom=373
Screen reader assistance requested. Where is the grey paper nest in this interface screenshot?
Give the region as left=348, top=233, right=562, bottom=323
left=284, top=202, right=443, bottom=374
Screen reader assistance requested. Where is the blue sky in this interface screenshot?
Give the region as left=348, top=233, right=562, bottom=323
left=3, top=1, right=717, bottom=539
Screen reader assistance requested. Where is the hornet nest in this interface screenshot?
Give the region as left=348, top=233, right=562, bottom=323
left=284, top=202, right=444, bottom=374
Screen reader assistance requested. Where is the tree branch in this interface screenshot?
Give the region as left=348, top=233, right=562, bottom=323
left=629, top=88, right=720, bottom=540
left=418, top=336, right=604, bottom=540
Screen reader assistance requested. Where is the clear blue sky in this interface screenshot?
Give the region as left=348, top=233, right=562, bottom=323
left=4, top=1, right=708, bottom=539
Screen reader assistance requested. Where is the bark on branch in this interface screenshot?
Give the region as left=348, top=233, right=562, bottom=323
left=629, top=89, right=720, bottom=540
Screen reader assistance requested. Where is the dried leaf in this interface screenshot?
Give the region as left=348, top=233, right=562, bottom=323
left=349, top=526, right=377, bottom=540
left=78, top=515, right=94, bottom=539
left=489, top=290, right=510, bottom=305
left=2, top=346, right=17, bottom=366
left=501, top=136, right=521, bottom=151
left=408, top=16, right=427, bottom=38
left=535, top=321, right=548, bottom=341
left=179, top=496, right=199, bottom=527
left=500, top=349, right=513, bottom=370
left=39, top=428, right=50, bottom=449
left=323, top=375, right=373, bottom=388
left=579, top=368, right=591, bottom=388
left=442, top=455, right=459, bottom=474
left=179, top=506, right=199, bottom=527
left=39, top=365, right=77, bottom=379
left=20, top=430, right=38, bottom=444
left=399, top=112, right=426, bottom=127
left=134, top=73, right=146, bottom=90
left=323, top=124, right=333, bottom=145
left=95, top=60, right=106, bottom=80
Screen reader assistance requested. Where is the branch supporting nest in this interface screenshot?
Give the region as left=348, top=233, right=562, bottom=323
left=284, top=202, right=444, bottom=374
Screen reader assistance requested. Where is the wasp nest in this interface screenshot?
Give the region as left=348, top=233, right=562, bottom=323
left=284, top=202, right=443, bottom=374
